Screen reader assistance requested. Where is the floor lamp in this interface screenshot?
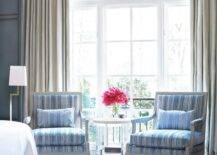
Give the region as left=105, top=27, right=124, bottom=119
left=9, top=66, right=27, bottom=121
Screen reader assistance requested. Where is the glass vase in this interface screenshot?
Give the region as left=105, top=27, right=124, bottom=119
left=112, top=103, right=119, bottom=118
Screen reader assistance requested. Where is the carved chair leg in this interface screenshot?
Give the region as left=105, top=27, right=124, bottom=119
left=185, top=147, right=192, bottom=155
left=86, top=143, right=90, bottom=155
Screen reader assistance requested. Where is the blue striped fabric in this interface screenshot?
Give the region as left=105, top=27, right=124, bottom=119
left=156, top=94, right=205, bottom=120
left=126, top=143, right=186, bottom=155
left=37, top=145, right=86, bottom=153
left=33, top=128, right=85, bottom=146
left=130, top=130, right=203, bottom=149
left=37, top=108, right=75, bottom=128
left=156, top=109, right=194, bottom=130
left=126, top=143, right=204, bottom=155
left=127, top=93, right=206, bottom=155
left=33, top=93, right=82, bottom=128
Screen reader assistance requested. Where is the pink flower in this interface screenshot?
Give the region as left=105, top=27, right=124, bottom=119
left=102, top=87, right=129, bottom=106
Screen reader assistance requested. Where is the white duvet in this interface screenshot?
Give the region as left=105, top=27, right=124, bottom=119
left=0, top=121, right=37, bottom=155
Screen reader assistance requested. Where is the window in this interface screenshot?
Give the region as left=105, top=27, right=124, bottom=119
left=105, top=7, right=158, bottom=99
left=70, top=0, right=191, bottom=106
left=164, top=4, right=191, bottom=91
left=70, top=0, right=191, bottom=143
left=70, top=7, right=97, bottom=108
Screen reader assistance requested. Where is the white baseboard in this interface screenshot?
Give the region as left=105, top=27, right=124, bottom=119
left=39, top=152, right=87, bottom=155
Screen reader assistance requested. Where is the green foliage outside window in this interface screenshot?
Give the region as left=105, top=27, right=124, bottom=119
left=80, top=77, right=154, bottom=142
left=106, top=77, right=154, bottom=109
left=80, top=79, right=96, bottom=108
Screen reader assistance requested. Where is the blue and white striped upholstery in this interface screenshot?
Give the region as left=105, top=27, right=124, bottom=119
left=37, top=145, right=86, bottom=153
left=156, top=109, right=194, bottom=130
left=33, top=128, right=85, bottom=146
left=32, top=92, right=88, bottom=154
left=155, top=94, right=205, bottom=120
left=127, top=92, right=207, bottom=155
left=126, top=143, right=204, bottom=155
left=33, top=92, right=82, bottom=129
left=130, top=130, right=203, bottom=149
left=127, top=143, right=186, bottom=155
left=37, top=108, right=75, bottom=128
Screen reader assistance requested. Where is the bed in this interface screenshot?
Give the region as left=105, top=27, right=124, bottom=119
left=0, top=120, right=37, bottom=155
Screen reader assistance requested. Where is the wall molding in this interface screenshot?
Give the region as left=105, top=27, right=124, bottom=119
left=0, top=12, right=18, bottom=20
left=0, top=0, right=20, bottom=120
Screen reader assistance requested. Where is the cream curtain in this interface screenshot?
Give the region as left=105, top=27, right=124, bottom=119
left=191, top=0, right=217, bottom=154
left=20, top=0, right=70, bottom=119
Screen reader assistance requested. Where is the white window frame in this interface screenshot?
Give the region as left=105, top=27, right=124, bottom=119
left=70, top=0, right=191, bottom=103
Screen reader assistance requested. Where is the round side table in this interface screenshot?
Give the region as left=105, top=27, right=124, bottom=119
left=92, top=117, right=131, bottom=155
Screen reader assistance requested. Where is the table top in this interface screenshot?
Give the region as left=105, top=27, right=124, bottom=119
left=92, top=117, right=132, bottom=124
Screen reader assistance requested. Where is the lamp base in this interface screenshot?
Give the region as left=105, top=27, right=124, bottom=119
left=9, top=86, right=19, bottom=121
left=9, top=95, right=12, bottom=121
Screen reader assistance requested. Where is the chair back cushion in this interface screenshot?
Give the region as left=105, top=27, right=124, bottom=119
left=155, top=92, right=207, bottom=121
left=32, top=92, right=82, bottom=129
left=37, top=108, right=75, bottom=128
left=156, top=109, right=194, bottom=130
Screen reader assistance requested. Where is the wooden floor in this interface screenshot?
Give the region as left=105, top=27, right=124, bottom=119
left=90, top=143, right=122, bottom=155
left=91, top=150, right=121, bottom=155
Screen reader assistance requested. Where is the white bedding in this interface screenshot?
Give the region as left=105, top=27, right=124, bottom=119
left=0, top=121, right=38, bottom=155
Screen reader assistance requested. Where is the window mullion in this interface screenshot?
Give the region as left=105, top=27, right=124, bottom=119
left=130, top=7, right=134, bottom=101
left=158, top=1, right=165, bottom=90
left=96, top=5, right=104, bottom=106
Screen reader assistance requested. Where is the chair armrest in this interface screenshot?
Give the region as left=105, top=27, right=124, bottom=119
left=190, top=118, right=205, bottom=147
left=23, top=116, right=31, bottom=125
left=82, top=117, right=89, bottom=142
left=131, top=114, right=155, bottom=133
left=131, top=115, right=154, bottom=124
left=190, top=118, right=204, bottom=132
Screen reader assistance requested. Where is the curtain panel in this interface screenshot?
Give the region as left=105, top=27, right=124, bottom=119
left=191, top=0, right=217, bottom=154
left=20, top=0, right=70, bottom=121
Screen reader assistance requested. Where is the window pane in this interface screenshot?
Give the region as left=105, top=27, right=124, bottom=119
left=167, top=75, right=191, bottom=91
left=72, top=77, right=97, bottom=108
left=73, top=8, right=97, bottom=42
left=73, top=43, right=96, bottom=75
left=133, top=77, right=158, bottom=98
left=165, top=41, right=190, bottom=75
left=165, top=5, right=190, bottom=40
left=105, top=8, right=130, bottom=41
left=132, top=7, right=158, bottom=40
left=106, top=77, right=130, bottom=94
left=107, top=42, right=130, bottom=75
left=164, top=4, right=191, bottom=91
left=133, top=42, right=158, bottom=75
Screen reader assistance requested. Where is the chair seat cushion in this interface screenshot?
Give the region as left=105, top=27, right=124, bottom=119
left=130, top=130, right=203, bottom=149
left=33, top=128, right=85, bottom=146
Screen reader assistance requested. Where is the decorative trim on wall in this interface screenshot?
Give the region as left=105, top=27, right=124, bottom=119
left=0, top=0, right=21, bottom=121
left=0, top=12, right=19, bottom=20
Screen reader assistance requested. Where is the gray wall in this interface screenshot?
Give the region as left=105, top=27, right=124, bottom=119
left=0, top=0, right=21, bottom=121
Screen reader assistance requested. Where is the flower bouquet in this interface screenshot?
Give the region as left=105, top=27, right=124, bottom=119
left=102, top=87, right=129, bottom=117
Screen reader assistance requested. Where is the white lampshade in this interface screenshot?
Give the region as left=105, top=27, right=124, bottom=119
left=9, top=66, right=27, bottom=86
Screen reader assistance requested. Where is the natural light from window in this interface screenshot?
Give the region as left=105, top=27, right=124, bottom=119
left=69, top=0, right=191, bottom=107
left=69, top=0, right=191, bottom=142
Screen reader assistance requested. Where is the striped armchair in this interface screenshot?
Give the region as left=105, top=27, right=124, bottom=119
left=126, top=92, right=207, bottom=155
left=32, top=92, right=89, bottom=155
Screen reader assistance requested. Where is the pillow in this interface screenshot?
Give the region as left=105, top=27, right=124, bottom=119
left=37, top=108, right=75, bottom=128
left=156, top=109, right=194, bottom=130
